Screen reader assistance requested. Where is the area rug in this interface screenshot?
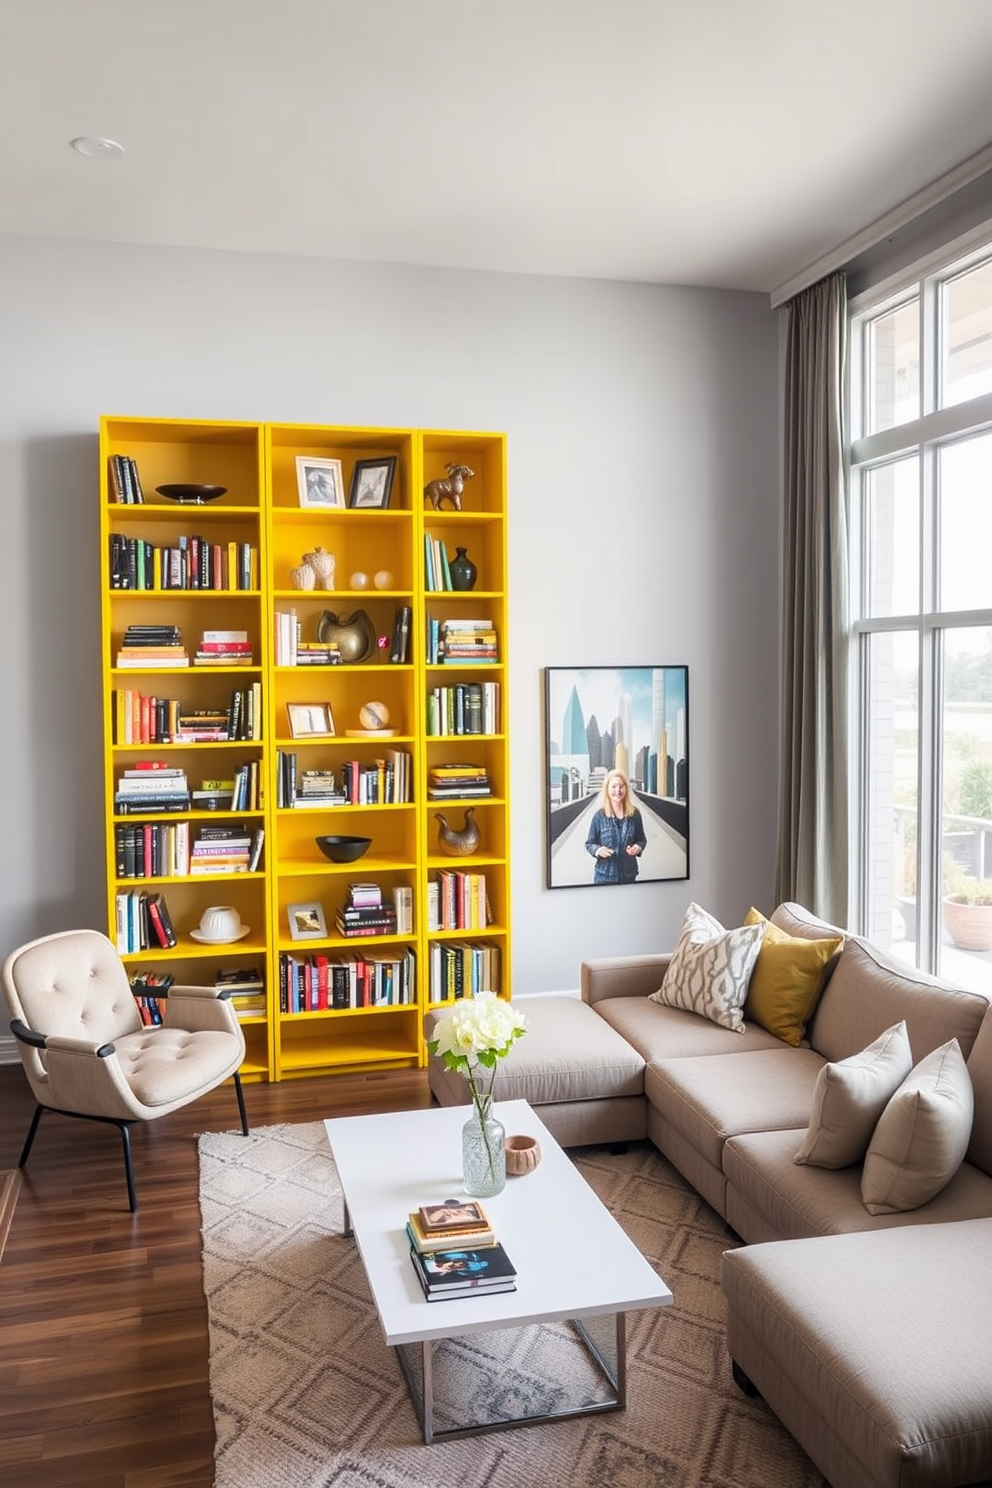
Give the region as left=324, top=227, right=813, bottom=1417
left=199, top=1122, right=827, bottom=1488
left=0, top=1170, right=19, bottom=1266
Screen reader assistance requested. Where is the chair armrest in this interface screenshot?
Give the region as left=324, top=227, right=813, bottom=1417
left=581, top=953, right=672, bottom=1005
left=161, top=984, right=242, bottom=1036
left=11, top=1018, right=114, bottom=1057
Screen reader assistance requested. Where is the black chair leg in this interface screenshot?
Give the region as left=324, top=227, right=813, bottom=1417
left=233, top=1071, right=249, bottom=1136
left=19, top=1104, right=44, bottom=1168
left=119, top=1123, right=138, bottom=1213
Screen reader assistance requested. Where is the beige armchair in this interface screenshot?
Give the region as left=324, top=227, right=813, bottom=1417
left=2, top=928, right=248, bottom=1210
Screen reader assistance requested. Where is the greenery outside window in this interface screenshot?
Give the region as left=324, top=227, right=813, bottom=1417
left=850, top=233, right=992, bottom=995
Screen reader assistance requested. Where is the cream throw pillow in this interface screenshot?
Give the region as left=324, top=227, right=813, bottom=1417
left=794, top=1020, right=913, bottom=1169
left=742, top=907, right=843, bottom=1047
left=861, top=1040, right=974, bottom=1215
left=649, top=902, right=765, bottom=1033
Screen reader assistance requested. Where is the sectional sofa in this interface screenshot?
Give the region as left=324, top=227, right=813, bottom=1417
left=427, top=901, right=992, bottom=1488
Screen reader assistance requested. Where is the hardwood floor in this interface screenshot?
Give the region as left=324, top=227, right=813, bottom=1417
left=0, top=1062, right=433, bottom=1488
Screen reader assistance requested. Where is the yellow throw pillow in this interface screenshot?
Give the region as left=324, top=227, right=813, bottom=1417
left=742, top=907, right=843, bottom=1046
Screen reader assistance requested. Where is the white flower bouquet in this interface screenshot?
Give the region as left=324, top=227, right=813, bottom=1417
left=428, top=993, right=528, bottom=1178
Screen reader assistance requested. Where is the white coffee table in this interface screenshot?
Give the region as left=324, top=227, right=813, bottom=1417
left=324, top=1098, right=673, bottom=1442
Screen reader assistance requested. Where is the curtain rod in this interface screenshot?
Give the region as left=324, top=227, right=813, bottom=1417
left=769, top=141, right=992, bottom=310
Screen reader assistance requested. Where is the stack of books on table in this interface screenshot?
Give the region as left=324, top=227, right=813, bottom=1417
left=335, top=882, right=397, bottom=938
left=407, top=1200, right=517, bottom=1301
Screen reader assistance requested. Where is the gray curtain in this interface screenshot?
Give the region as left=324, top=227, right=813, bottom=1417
left=775, top=272, right=850, bottom=922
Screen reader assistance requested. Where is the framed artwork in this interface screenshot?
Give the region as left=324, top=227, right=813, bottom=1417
left=544, top=665, right=689, bottom=890
left=296, top=455, right=345, bottom=508
left=287, top=902, right=328, bottom=940
left=287, top=702, right=335, bottom=738
left=349, top=455, right=396, bottom=509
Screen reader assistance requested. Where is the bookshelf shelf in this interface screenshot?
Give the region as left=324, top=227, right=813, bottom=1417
left=101, top=417, right=509, bottom=1083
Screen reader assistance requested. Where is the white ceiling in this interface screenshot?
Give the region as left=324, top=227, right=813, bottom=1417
left=3, top=0, right=992, bottom=298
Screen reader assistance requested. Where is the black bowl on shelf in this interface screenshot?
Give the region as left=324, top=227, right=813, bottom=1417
left=316, top=835, right=372, bottom=863
left=155, top=483, right=228, bottom=504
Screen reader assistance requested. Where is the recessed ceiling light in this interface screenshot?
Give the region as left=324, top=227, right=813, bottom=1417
left=70, top=136, right=124, bottom=160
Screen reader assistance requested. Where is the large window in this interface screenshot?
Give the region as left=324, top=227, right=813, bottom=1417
left=850, top=236, right=992, bottom=995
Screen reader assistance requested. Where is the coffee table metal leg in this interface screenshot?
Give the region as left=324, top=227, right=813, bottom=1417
left=574, top=1310, right=626, bottom=1405
left=394, top=1313, right=625, bottom=1443
left=394, top=1338, right=435, bottom=1443
left=421, top=1340, right=435, bottom=1444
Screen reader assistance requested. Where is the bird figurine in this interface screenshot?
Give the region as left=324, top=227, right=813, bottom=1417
left=435, top=808, right=480, bottom=856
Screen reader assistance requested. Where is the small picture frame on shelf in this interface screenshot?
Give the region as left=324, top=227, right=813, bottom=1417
left=349, top=456, right=396, bottom=510
left=296, top=456, right=345, bottom=509
left=287, top=902, right=327, bottom=941
left=287, top=702, right=335, bottom=738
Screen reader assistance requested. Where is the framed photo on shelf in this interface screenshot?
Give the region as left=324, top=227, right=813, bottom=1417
left=349, top=455, right=396, bottom=510
left=287, top=902, right=328, bottom=941
left=544, top=664, right=690, bottom=891
left=296, top=456, right=345, bottom=509
left=287, top=702, right=335, bottom=738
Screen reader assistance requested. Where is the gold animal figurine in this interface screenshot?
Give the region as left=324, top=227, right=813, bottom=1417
left=424, top=463, right=475, bottom=511
left=435, top=808, right=480, bottom=856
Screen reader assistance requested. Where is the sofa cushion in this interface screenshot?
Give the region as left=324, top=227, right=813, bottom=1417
left=649, top=902, right=765, bottom=1033
left=725, top=1126, right=992, bottom=1242
left=742, top=907, right=844, bottom=1047
left=794, top=1020, right=913, bottom=1169
left=862, top=1039, right=974, bottom=1214
left=425, top=995, right=644, bottom=1107
left=594, top=995, right=785, bottom=1062
left=647, top=1046, right=824, bottom=1171
left=806, top=936, right=989, bottom=1064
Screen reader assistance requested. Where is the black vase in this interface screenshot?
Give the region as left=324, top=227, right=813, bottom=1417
left=449, top=546, right=477, bottom=591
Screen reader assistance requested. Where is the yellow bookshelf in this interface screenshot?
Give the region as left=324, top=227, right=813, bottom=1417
left=100, top=418, right=509, bottom=1083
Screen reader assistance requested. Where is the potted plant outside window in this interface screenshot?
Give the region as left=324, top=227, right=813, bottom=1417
left=943, top=878, right=992, bottom=952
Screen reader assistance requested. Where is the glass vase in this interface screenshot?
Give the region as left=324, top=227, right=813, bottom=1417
left=462, top=1097, right=506, bottom=1197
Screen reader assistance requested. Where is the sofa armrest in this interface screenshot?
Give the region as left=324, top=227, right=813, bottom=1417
left=581, top=954, right=672, bottom=1006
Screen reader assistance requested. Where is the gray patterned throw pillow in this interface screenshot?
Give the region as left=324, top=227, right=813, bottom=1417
left=650, top=902, right=766, bottom=1032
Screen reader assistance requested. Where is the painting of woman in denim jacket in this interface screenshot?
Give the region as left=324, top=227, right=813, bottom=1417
left=585, top=768, right=647, bottom=883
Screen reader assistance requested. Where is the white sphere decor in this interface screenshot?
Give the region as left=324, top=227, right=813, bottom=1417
left=350, top=570, right=370, bottom=590
left=359, top=700, right=390, bottom=731
left=373, top=569, right=394, bottom=590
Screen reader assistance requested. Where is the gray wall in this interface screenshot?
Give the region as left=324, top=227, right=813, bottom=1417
left=0, top=232, right=780, bottom=1015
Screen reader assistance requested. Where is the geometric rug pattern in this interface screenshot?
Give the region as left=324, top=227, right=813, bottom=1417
left=199, top=1122, right=827, bottom=1488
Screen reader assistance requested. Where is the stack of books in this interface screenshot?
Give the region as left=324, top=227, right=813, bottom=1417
left=335, top=882, right=397, bottom=938
left=295, top=641, right=342, bottom=666
left=215, top=966, right=266, bottom=1018
left=295, top=769, right=346, bottom=807
left=390, top=604, right=412, bottom=662
left=116, top=624, right=189, bottom=668
left=114, top=764, right=191, bottom=815
left=189, top=825, right=253, bottom=874
left=440, top=619, right=499, bottom=664
left=427, top=763, right=492, bottom=799
left=193, top=629, right=254, bottom=666
left=407, top=1200, right=517, bottom=1301
left=109, top=454, right=145, bottom=504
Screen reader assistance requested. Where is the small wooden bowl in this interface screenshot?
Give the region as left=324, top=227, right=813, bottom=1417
left=504, top=1134, right=541, bottom=1176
